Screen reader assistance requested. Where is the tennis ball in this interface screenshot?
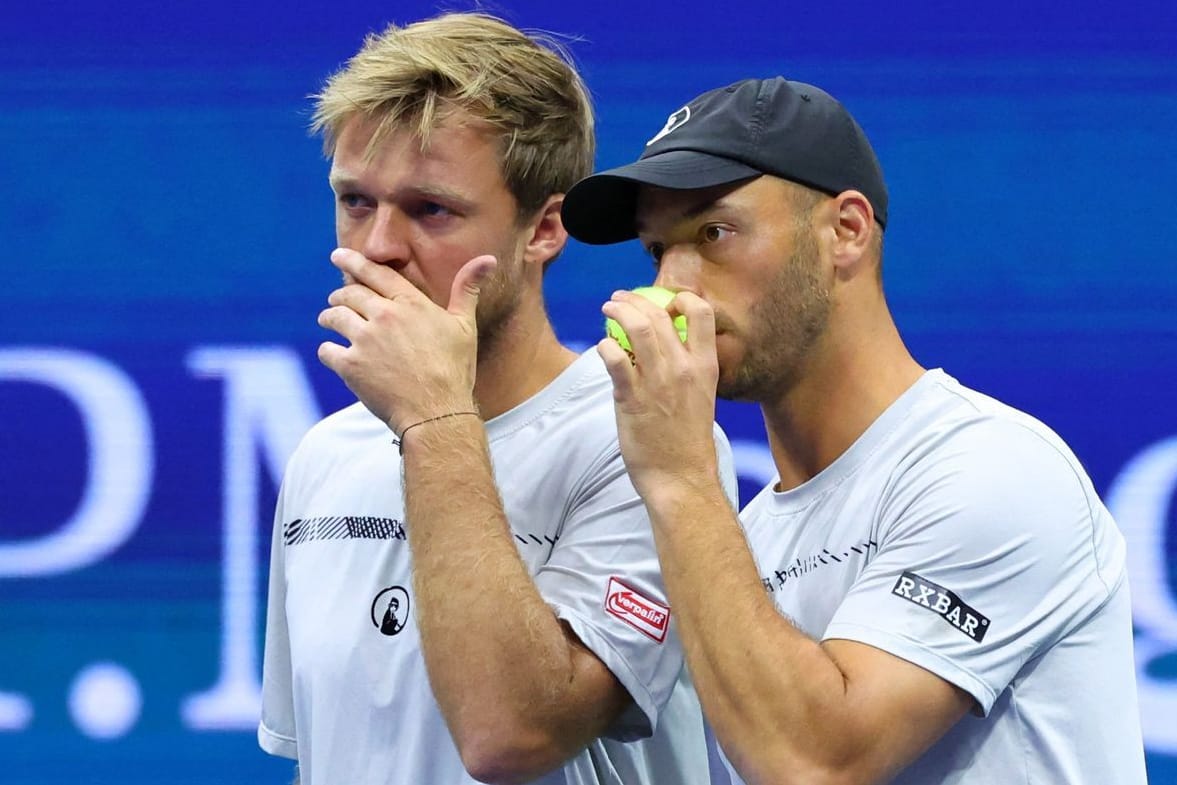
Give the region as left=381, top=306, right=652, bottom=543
left=605, top=286, right=688, bottom=352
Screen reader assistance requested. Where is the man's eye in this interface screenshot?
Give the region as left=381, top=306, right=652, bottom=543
left=339, top=193, right=368, bottom=209
left=702, top=225, right=731, bottom=243
left=416, top=201, right=454, bottom=219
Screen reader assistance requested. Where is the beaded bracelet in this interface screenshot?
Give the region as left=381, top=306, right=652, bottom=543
left=392, top=411, right=480, bottom=455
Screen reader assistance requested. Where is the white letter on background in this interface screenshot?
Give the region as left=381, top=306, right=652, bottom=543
left=181, top=347, right=322, bottom=730
left=0, top=347, right=154, bottom=731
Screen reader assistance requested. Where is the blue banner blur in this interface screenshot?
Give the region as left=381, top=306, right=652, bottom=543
left=1, top=1, right=1175, bottom=782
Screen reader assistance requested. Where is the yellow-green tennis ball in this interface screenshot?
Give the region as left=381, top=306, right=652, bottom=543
left=605, top=286, right=688, bottom=352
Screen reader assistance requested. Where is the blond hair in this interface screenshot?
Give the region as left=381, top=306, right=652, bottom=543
left=311, top=12, right=595, bottom=218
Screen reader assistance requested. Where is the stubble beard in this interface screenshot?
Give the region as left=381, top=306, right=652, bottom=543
left=472, top=246, right=526, bottom=355
left=716, top=227, right=831, bottom=402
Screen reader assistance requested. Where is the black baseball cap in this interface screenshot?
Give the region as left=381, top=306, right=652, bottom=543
left=562, top=77, right=888, bottom=245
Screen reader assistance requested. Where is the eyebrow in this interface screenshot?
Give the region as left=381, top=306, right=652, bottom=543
left=328, top=169, right=359, bottom=191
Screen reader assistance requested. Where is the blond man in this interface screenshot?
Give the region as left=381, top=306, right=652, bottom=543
left=257, top=13, right=736, bottom=785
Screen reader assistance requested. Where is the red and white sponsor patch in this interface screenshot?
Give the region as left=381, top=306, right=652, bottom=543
left=604, top=576, right=670, bottom=643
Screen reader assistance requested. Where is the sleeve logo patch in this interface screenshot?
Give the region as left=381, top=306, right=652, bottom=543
left=892, top=571, right=990, bottom=642
left=605, top=576, right=670, bottom=643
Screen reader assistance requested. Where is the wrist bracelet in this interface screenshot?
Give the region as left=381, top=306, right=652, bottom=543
left=392, top=411, right=480, bottom=455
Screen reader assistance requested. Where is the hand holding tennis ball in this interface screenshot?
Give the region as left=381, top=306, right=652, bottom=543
left=605, top=286, right=688, bottom=353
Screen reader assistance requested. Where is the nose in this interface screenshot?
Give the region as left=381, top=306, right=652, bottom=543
left=652, top=244, right=703, bottom=296
left=350, top=206, right=411, bottom=269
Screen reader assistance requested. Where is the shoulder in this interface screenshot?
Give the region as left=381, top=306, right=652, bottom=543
left=494, top=350, right=623, bottom=459
left=548, top=351, right=735, bottom=480
left=892, top=372, right=1095, bottom=498
left=284, top=401, right=387, bottom=479
left=298, top=400, right=384, bottom=450
left=881, top=374, right=1124, bottom=593
left=556, top=349, right=734, bottom=451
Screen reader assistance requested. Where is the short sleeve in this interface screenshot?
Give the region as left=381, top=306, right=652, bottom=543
left=258, top=479, right=298, bottom=760
left=823, top=418, right=1121, bottom=715
left=534, top=423, right=738, bottom=740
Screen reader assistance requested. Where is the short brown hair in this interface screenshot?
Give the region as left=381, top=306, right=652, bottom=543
left=311, top=12, right=595, bottom=218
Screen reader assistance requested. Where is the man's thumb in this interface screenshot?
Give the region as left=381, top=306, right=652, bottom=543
left=448, top=255, right=498, bottom=322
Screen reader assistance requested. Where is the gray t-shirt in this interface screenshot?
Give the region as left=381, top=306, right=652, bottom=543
left=259, top=349, right=738, bottom=785
left=730, top=370, right=1146, bottom=784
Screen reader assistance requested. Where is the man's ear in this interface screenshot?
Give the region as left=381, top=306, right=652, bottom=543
left=523, top=194, right=569, bottom=267
left=829, top=190, right=876, bottom=273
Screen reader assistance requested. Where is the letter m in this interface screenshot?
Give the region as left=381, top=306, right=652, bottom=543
left=182, top=346, right=323, bottom=730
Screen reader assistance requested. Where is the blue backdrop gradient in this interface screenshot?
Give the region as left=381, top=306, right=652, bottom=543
left=1, top=1, right=1175, bottom=782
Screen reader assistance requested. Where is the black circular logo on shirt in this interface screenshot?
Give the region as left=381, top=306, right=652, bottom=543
left=371, top=585, right=410, bottom=636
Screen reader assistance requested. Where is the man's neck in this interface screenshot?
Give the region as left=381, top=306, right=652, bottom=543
left=473, top=304, right=579, bottom=422
left=760, top=319, right=924, bottom=492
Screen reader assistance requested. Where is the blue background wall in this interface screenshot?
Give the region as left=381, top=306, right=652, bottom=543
left=1, top=1, right=1175, bottom=782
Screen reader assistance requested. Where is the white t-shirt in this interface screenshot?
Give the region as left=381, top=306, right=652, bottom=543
left=259, top=349, right=738, bottom=785
left=728, top=370, right=1146, bottom=785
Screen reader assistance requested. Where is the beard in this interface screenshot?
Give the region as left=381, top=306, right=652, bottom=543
left=716, top=224, right=831, bottom=402
left=472, top=243, right=527, bottom=351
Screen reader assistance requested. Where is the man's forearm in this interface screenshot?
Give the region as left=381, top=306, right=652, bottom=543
left=642, top=482, right=878, bottom=785
left=402, top=417, right=622, bottom=781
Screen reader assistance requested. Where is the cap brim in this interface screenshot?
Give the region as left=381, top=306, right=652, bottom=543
left=562, top=150, right=761, bottom=245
